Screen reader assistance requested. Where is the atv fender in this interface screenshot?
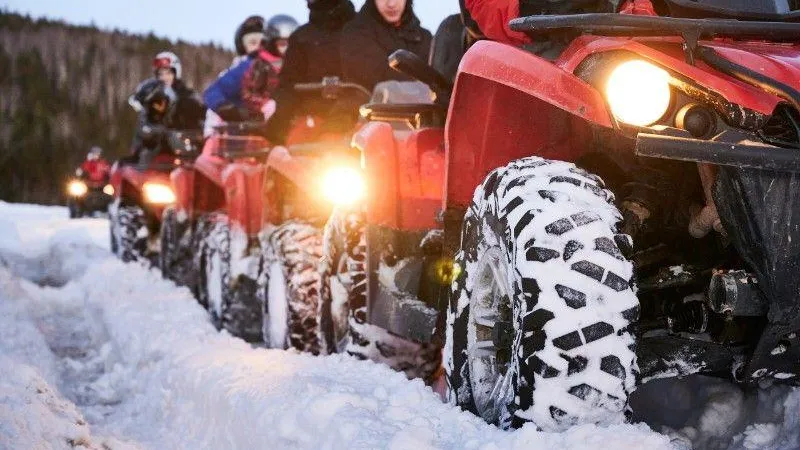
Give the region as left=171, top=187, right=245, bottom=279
left=355, top=122, right=446, bottom=231
left=445, top=40, right=611, bottom=210
left=221, top=163, right=266, bottom=237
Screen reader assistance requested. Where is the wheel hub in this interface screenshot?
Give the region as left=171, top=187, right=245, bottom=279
left=467, top=247, right=515, bottom=424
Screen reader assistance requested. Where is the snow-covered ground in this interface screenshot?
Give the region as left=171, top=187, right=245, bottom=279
left=0, top=202, right=797, bottom=450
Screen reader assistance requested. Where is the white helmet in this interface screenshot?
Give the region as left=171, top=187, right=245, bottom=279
left=153, top=51, right=182, bottom=79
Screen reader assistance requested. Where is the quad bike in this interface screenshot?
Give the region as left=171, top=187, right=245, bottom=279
left=66, top=177, right=114, bottom=218
left=319, top=0, right=800, bottom=432
left=109, top=130, right=202, bottom=263
left=163, top=78, right=367, bottom=346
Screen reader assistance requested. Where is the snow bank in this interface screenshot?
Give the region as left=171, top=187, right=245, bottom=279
left=0, top=203, right=676, bottom=449
left=78, top=260, right=674, bottom=449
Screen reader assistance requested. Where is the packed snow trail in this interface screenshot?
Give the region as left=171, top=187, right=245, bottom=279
left=0, top=203, right=797, bottom=449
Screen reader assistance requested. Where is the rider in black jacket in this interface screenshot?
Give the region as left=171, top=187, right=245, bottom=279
left=266, top=0, right=357, bottom=144
left=340, top=0, right=432, bottom=92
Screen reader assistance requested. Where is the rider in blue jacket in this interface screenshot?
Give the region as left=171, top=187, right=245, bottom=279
left=203, top=15, right=299, bottom=122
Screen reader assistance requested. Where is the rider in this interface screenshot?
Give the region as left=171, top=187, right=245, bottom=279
left=128, top=78, right=175, bottom=162
left=76, top=146, right=111, bottom=185
left=266, top=0, right=358, bottom=144
left=339, top=0, right=432, bottom=92
left=129, top=53, right=205, bottom=162
left=203, top=15, right=299, bottom=123
left=150, top=51, right=206, bottom=130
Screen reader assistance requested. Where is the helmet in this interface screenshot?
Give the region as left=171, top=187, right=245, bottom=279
left=235, top=15, right=265, bottom=56
left=153, top=51, right=182, bottom=79
left=135, top=79, right=172, bottom=109
left=87, top=146, right=103, bottom=160
left=265, top=15, right=298, bottom=42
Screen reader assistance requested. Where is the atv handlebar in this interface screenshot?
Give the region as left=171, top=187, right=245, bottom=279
left=294, top=77, right=372, bottom=99
left=212, top=121, right=270, bottom=135
left=388, top=50, right=452, bottom=99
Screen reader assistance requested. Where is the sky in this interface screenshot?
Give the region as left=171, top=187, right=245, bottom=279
left=0, top=1, right=460, bottom=49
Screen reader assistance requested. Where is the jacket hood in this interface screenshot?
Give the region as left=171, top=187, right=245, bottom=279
left=309, top=0, right=356, bottom=30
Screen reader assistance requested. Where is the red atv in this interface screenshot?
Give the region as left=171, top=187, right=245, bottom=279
left=319, top=0, right=800, bottom=432
left=66, top=177, right=114, bottom=218
left=109, top=132, right=201, bottom=262
left=161, top=78, right=368, bottom=346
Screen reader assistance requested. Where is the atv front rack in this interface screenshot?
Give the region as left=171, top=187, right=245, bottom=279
left=636, top=129, right=800, bottom=172
left=509, top=13, right=800, bottom=41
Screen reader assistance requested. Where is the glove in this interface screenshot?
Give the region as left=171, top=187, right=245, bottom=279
left=261, top=99, right=277, bottom=121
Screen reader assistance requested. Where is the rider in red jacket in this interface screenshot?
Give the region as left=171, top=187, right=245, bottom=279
left=77, top=146, right=111, bottom=186
left=461, top=0, right=617, bottom=45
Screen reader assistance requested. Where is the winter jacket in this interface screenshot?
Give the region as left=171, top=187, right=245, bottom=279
left=430, top=14, right=467, bottom=84
left=131, top=79, right=204, bottom=157
left=340, top=0, right=432, bottom=92
left=265, top=0, right=357, bottom=144
left=78, top=159, right=111, bottom=185
left=461, top=0, right=617, bottom=46
left=170, top=80, right=206, bottom=131
left=203, top=50, right=282, bottom=121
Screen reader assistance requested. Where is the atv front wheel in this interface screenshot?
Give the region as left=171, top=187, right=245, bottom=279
left=318, top=209, right=441, bottom=380
left=261, top=222, right=323, bottom=354
left=446, top=157, right=639, bottom=431
left=197, top=214, right=262, bottom=342
left=110, top=201, right=148, bottom=263
left=160, top=206, right=194, bottom=287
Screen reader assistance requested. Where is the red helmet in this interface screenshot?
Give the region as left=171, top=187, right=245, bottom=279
left=153, top=51, right=182, bottom=79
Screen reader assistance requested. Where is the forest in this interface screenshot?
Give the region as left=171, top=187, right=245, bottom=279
left=0, top=10, right=233, bottom=204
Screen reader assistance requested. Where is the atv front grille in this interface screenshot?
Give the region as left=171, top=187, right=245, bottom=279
left=759, top=105, right=800, bottom=148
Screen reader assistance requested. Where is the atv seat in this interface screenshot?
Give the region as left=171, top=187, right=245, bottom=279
left=360, top=103, right=447, bottom=129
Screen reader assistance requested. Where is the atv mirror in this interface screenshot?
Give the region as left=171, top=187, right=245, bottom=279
left=388, top=50, right=452, bottom=101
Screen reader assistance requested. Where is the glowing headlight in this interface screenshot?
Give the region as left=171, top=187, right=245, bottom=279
left=142, top=182, right=176, bottom=205
left=322, top=167, right=366, bottom=206
left=103, top=184, right=115, bottom=196
left=606, top=60, right=671, bottom=126
left=67, top=180, right=88, bottom=197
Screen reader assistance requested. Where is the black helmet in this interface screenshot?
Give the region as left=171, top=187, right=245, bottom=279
left=265, top=15, right=298, bottom=42
left=135, top=79, right=172, bottom=111
left=264, top=15, right=298, bottom=55
left=235, top=15, right=265, bottom=56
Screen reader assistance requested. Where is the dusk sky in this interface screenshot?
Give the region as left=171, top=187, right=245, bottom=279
left=0, top=1, right=460, bottom=48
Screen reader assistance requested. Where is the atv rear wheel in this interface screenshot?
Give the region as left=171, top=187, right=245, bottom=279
left=197, top=214, right=262, bottom=342
left=446, top=157, right=639, bottom=431
left=110, top=201, right=148, bottom=263
left=160, top=206, right=194, bottom=287
left=319, top=209, right=441, bottom=380
left=261, top=222, right=323, bottom=354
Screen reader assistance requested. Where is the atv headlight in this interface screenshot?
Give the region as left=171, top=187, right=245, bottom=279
left=142, top=182, right=176, bottom=205
left=606, top=60, right=671, bottom=127
left=322, top=167, right=366, bottom=206
left=103, top=184, right=115, bottom=196
left=67, top=180, right=88, bottom=197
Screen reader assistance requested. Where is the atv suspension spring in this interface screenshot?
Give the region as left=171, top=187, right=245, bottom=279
left=666, top=300, right=709, bottom=334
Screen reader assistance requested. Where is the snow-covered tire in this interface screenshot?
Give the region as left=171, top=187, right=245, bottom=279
left=197, top=213, right=262, bottom=342
left=319, top=209, right=441, bottom=380
left=110, top=201, right=148, bottom=263
left=445, top=157, right=639, bottom=431
left=159, top=206, right=194, bottom=287
left=319, top=208, right=367, bottom=355
left=261, top=222, right=323, bottom=354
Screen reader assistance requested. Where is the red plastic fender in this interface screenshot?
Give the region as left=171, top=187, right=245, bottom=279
left=355, top=122, right=400, bottom=229
left=221, top=163, right=266, bottom=237
left=170, top=167, right=194, bottom=216
left=193, top=137, right=227, bottom=187
left=445, top=40, right=608, bottom=210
